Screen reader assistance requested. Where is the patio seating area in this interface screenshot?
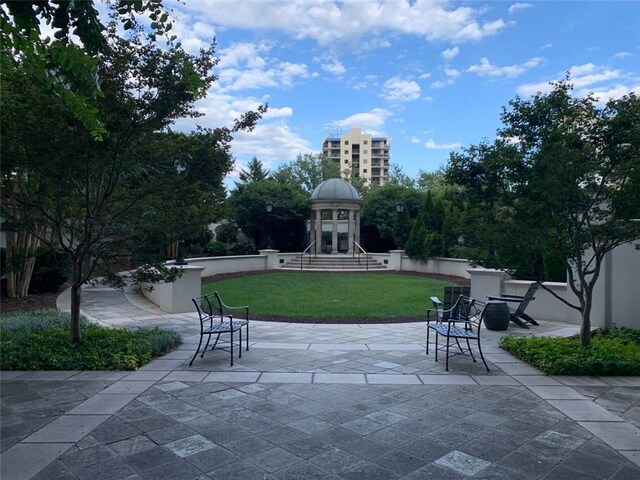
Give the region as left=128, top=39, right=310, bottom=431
left=1, top=283, right=639, bottom=480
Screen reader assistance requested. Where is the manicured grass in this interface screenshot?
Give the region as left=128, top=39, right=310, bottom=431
left=500, top=327, right=640, bottom=376
left=0, top=309, right=181, bottom=371
left=202, top=272, right=455, bottom=320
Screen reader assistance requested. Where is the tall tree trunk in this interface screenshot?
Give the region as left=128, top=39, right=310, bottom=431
left=5, top=223, right=41, bottom=298
left=70, top=260, right=84, bottom=344
left=580, top=295, right=592, bottom=347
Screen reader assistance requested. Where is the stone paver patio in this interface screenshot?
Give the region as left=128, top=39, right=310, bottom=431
left=1, top=283, right=639, bottom=479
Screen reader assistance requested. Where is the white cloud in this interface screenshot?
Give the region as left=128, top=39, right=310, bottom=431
left=467, top=56, right=543, bottom=78
left=419, top=73, right=432, bottom=80
left=430, top=79, right=449, bottom=89
left=444, top=67, right=461, bottom=78
left=335, top=108, right=392, bottom=135
left=172, top=0, right=509, bottom=49
left=411, top=136, right=421, bottom=144
left=425, top=139, right=462, bottom=150
left=441, top=46, right=459, bottom=60
left=541, top=43, right=553, bottom=50
left=232, top=123, right=314, bottom=162
left=581, top=84, right=640, bottom=104
left=508, top=3, right=533, bottom=15
left=314, top=53, right=347, bottom=76
left=614, top=51, right=632, bottom=59
left=516, top=63, right=630, bottom=98
left=382, top=76, right=421, bottom=101
left=217, top=42, right=312, bottom=91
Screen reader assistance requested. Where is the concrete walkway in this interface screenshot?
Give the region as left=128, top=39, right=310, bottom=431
left=1, top=284, right=639, bottom=479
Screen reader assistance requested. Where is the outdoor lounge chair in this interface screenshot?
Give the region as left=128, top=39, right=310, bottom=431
left=426, top=295, right=490, bottom=372
left=190, top=292, right=249, bottom=366
left=487, top=283, right=539, bottom=329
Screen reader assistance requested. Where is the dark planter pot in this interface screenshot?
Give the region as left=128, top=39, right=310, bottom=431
left=484, top=301, right=511, bottom=331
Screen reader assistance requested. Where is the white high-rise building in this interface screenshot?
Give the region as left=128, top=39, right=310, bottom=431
left=322, top=128, right=390, bottom=186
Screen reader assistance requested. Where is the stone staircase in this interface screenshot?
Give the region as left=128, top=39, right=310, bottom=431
left=281, top=253, right=387, bottom=271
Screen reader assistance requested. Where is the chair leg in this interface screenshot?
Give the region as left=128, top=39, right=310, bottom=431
left=203, top=334, right=221, bottom=358
left=510, top=314, right=530, bottom=329
left=520, top=313, right=539, bottom=326
left=426, top=325, right=430, bottom=354
left=189, top=334, right=205, bottom=366
left=466, top=338, right=476, bottom=363
left=434, top=331, right=439, bottom=362
left=445, top=336, right=450, bottom=371
left=454, top=338, right=465, bottom=353
left=246, top=323, right=250, bottom=351
left=477, top=339, right=490, bottom=372
left=238, top=328, right=242, bottom=359
left=230, top=328, right=234, bottom=366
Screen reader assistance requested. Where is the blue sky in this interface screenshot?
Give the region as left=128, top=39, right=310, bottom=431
left=164, top=0, right=639, bottom=182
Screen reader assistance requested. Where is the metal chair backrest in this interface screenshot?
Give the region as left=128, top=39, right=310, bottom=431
left=442, top=286, right=471, bottom=320
left=453, top=295, right=476, bottom=322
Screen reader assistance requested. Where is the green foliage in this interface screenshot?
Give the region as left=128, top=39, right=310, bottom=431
left=238, top=157, right=271, bottom=184
left=215, top=222, right=239, bottom=244
left=499, top=329, right=640, bottom=376
left=273, top=153, right=340, bottom=195
left=28, top=248, right=71, bottom=294
left=207, top=241, right=228, bottom=257
left=230, top=181, right=309, bottom=251
left=202, top=272, right=455, bottom=319
left=0, top=310, right=181, bottom=370
left=404, top=213, right=428, bottom=259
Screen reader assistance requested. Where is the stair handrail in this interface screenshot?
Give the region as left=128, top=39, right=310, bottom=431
left=300, top=241, right=317, bottom=270
left=353, top=241, right=368, bottom=271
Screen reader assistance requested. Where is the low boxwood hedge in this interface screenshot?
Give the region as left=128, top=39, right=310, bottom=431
left=499, top=327, right=640, bottom=376
left=0, top=309, right=181, bottom=371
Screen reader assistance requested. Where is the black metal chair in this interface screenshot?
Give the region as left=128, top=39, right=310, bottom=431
left=426, top=296, right=490, bottom=372
left=487, top=283, right=539, bottom=329
left=190, top=292, right=249, bottom=366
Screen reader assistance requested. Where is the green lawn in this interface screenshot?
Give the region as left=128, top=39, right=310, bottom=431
left=202, top=272, right=456, bottom=320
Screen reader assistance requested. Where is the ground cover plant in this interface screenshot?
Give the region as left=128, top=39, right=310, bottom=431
left=0, top=309, right=181, bottom=370
left=500, top=327, right=640, bottom=376
left=202, top=271, right=458, bottom=323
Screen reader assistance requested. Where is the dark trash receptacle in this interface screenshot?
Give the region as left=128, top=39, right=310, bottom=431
left=484, top=300, right=510, bottom=331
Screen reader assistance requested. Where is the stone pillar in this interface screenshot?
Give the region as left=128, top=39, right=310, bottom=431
left=355, top=211, right=361, bottom=247
left=331, top=209, right=339, bottom=253
left=467, top=268, right=509, bottom=302
left=347, top=209, right=354, bottom=253
left=259, top=249, right=280, bottom=270
left=309, top=210, right=315, bottom=247
left=315, top=209, right=322, bottom=254
left=141, top=265, right=205, bottom=313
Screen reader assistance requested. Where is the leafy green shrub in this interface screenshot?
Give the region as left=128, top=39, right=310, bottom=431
left=207, top=241, right=229, bottom=257
left=0, top=309, right=181, bottom=370
left=500, top=329, right=640, bottom=376
left=29, top=249, right=71, bottom=293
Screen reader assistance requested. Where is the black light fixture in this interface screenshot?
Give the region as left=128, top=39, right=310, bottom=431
left=265, top=201, right=273, bottom=248
left=175, top=240, right=188, bottom=265
left=395, top=201, right=404, bottom=249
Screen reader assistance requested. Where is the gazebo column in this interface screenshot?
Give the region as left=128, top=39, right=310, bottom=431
left=348, top=210, right=354, bottom=253
left=355, top=211, right=361, bottom=247
left=315, top=209, right=322, bottom=254
left=331, top=209, right=338, bottom=254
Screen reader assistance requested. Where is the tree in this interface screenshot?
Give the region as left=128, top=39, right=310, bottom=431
left=386, top=163, right=416, bottom=188
left=238, top=157, right=271, bottom=184
left=502, top=81, right=640, bottom=345
left=360, top=185, right=423, bottom=252
left=1, top=21, right=265, bottom=344
left=1, top=0, right=175, bottom=139
left=448, top=80, right=640, bottom=346
left=230, top=181, right=310, bottom=252
left=273, top=153, right=340, bottom=194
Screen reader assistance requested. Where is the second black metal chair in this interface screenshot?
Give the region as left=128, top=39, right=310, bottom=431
left=190, top=292, right=249, bottom=366
left=426, top=295, right=490, bottom=372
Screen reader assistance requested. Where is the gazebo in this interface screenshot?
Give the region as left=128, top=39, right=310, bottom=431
left=309, top=178, right=361, bottom=254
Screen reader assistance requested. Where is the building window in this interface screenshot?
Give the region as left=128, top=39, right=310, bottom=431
left=344, top=149, right=349, bottom=154
left=363, top=159, right=368, bottom=164
left=363, top=169, right=368, bottom=173
left=344, top=140, right=349, bottom=145
left=364, top=140, right=368, bottom=145
left=363, top=149, right=368, bottom=154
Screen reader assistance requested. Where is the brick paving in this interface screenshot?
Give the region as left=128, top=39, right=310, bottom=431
left=1, top=284, right=639, bottom=479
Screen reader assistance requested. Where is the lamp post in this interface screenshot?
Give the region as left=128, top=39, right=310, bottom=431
left=175, top=240, right=188, bottom=265
left=265, top=201, right=273, bottom=249
left=395, top=201, right=404, bottom=249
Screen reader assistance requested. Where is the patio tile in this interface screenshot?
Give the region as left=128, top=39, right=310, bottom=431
left=529, top=386, right=587, bottom=400
left=553, top=376, right=610, bottom=387
left=13, top=371, right=80, bottom=381
left=121, top=370, right=170, bottom=381
left=368, top=343, right=423, bottom=351
left=366, top=374, right=421, bottom=384
left=548, top=400, right=624, bottom=421
left=101, top=381, right=157, bottom=395
left=245, top=446, right=302, bottom=473
left=621, top=450, right=640, bottom=467
left=155, top=381, right=190, bottom=392
left=252, top=342, right=310, bottom=349
left=161, top=371, right=208, bottom=382
left=497, top=362, right=543, bottom=375
left=67, top=394, right=137, bottom=415
left=314, top=373, right=366, bottom=384
left=579, top=421, right=640, bottom=450
left=24, top=415, right=110, bottom=443
left=0, top=443, right=73, bottom=480
left=513, top=375, right=563, bottom=386
left=260, top=372, right=312, bottom=383
left=434, top=450, right=491, bottom=476
left=165, top=434, right=216, bottom=457
left=601, top=377, right=640, bottom=387
left=204, top=372, right=261, bottom=383
left=418, top=375, right=476, bottom=385
left=473, top=375, right=520, bottom=385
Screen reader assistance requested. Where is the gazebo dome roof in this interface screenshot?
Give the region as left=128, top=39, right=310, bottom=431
left=310, top=178, right=360, bottom=201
